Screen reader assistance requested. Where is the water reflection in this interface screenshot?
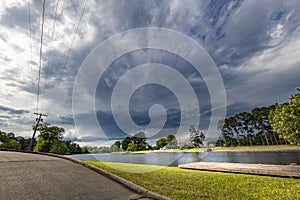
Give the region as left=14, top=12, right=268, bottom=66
left=69, top=151, right=300, bottom=166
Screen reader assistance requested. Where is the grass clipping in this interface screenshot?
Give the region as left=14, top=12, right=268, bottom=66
left=85, top=161, right=300, bottom=200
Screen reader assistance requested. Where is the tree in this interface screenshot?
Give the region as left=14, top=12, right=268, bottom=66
left=34, top=123, right=65, bottom=153
left=251, top=107, right=277, bottom=145
left=0, top=127, right=83, bottom=154
left=120, top=132, right=150, bottom=151
left=16, top=136, right=34, bottom=150
left=65, top=141, right=83, bottom=154
left=131, top=132, right=148, bottom=151
left=189, top=126, right=205, bottom=147
left=215, top=139, right=225, bottom=147
left=190, top=131, right=205, bottom=147
left=166, top=134, right=178, bottom=148
left=269, top=89, right=300, bottom=145
left=121, top=137, right=131, bottom=151
left=0, top=131, right=9, bottom=147
left=50, top=140, right=68, bottom=155
left=110, top=141, right=121, bottom=152
left=0, top=131, right=21, bottom=150
left=81, top=146, right=89, bottom=153
left=114, top=141, right=121, bottom=148
left=126, top=142, right=137, bottom=151
left=0, top=139, right=21, bottom=150
left=155, top=138, right=167, bottom=149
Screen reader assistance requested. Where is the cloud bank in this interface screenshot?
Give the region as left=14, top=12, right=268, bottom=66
left=0, top=0, right=300, bottom=146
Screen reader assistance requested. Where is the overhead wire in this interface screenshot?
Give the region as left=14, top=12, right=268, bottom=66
left=27, top=0, right=34, bottom=102
left=36, top=0, right=46, bottom=113
left=56, top=0, right=87, bottom=88
left=41, top=0, right=60, bottom=109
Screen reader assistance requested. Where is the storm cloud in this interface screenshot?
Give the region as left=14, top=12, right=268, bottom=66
left=0, top=0, right=299, bottom=145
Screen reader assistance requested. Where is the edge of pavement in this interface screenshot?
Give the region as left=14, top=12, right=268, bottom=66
left=0, top=149, right=172, bottom=200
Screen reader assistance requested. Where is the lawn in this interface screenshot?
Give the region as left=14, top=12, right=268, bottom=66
left=84, top=161, right=300, bottom=200
left=213, top=145, right=300, bottom=152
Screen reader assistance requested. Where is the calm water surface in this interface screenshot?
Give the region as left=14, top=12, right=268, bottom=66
left=68, top=151, right=300, bottom=166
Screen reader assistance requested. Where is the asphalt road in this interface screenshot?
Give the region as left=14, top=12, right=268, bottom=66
left=0, top=151, right=145, bottom=200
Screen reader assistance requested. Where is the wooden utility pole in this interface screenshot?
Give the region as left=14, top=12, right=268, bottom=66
left=28, top=112, right=47, bottom=151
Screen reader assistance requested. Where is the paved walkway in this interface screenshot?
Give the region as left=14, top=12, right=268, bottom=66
left=0, top=151, right=151, bottom=200
left=179, top=162, right=300, bottom=178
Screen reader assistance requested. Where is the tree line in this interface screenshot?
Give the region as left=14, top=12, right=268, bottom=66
left=86, top=127, right=206, bottom=153
left=218, top=89, right=300, bottom=146
left=0, top=123, right=87, bottom=155
left=2, top=89, right=298, bottom=154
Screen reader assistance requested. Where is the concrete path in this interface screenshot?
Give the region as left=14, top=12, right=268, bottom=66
left=0, top=151, right=150, bottom=200
left=179, top=162, right=300, bottom=178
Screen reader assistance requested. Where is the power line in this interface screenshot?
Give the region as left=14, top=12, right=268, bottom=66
left=36, top=0, right=46, bottom=113
left=27, top=0, right=34, bottom=97
left=56, top=0, right=87, bottom=88
left=42, top=0, right=60, bottom=108
left=29, top=0, right=48, bottom=152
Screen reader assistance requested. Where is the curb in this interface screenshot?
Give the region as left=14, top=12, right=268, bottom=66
left=0, top=149, right=172, bottom=200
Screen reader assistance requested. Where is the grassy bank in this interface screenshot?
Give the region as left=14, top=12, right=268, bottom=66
left=85, top=161, right=300, bottom=200
left=213, top=145, right=300, bottom=152
left=112, top=145, right=300, bottom=154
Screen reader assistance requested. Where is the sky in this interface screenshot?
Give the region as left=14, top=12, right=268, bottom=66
left=0, top=0, right=300, bottom=146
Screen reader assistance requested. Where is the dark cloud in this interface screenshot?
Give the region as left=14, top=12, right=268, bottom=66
left=0, top=105, right=30, bottom=115
left=0, top=115, right=13, bottom=119
left=1, top=0, right=300, bottom=143
left=47, top=115, right=74, bottom=126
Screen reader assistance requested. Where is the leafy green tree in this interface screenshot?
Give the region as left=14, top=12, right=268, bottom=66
left=50, top=140, right=68, bottom=155
left=34, top=123, right=65, bottom=153
left=0, top=139, right=21, bottom=150
left=0, top=131, right=9, bottom=144
left=191, top=131, right=205, bottom=147
left=64, top=141, right=83, bottom=154
left=81, top=146, right=89, bottom=153
left=215, top=139, right=225, bottom=147
left=120, top=132, right=150, bottom=151
left=110, top=141, right=121, bottom=152
left=0, top=131, right=21, bottom=150
left=225, top=138, right=238, bottom=147
left=220, top=117, right=240, bottom=146
left=16, top=136, right=34, bottom=150
left=114, top=141, right=121, bottom=148
left=189, top=126, right=205, bottom=147
left=219, top=104, right=281, bottom=147
left=126, top=142, right=137, bottom=151
left=155, top=138, right=167, bottom=149
left=166, top=134, right=177, bottom=147
left=251, top=107, right=277, bottom=145
left=269, top=89, right=300, bottom=145
left=131, top=132, right=148, bottom=151
left=121, top=137, right=131, bottom=151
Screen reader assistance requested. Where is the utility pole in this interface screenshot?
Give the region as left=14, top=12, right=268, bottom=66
left=28, top=112, right=47, bottom=151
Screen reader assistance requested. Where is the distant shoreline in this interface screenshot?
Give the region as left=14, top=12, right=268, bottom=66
left=108, top=145, right=300, bottom=154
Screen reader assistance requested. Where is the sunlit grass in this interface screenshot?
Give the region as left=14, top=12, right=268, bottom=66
left=213, top=145, right=300, bottom=152
left=85, top=161, right=300, bottom=200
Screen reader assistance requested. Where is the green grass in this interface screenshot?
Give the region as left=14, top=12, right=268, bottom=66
left=213, top=145, right=300, bottom=152
left=84, top=161, right=300, bottom=200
